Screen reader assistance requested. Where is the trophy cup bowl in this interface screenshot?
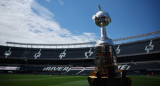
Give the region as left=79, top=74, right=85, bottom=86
left=92, top=11, right=111, bottom=27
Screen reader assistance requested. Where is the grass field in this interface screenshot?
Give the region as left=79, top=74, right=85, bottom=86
left=0, top=74, right=160, bottom=86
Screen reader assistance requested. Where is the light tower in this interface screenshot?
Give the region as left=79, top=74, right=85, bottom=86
left=88, top=5, right=131, bottom=86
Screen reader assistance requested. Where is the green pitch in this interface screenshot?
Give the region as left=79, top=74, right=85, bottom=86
left=0, top=74, right=160, bottom=86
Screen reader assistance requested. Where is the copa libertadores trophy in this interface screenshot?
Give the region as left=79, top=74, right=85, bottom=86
left=88, top=5, right=131, bottom=86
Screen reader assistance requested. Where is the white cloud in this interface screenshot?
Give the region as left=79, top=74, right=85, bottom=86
left=46, top=0, right=64, bottom=5
left=0, top=0, right=96, bottom=45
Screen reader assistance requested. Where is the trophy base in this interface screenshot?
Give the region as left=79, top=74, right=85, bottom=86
left=88, top=76, right=131, bottom=86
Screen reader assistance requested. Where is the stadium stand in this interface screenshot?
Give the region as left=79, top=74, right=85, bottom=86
left=0, top=31, right=160, bottom=75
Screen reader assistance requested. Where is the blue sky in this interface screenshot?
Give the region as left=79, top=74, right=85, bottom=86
left=0, top=0, right=160, bottom=45
left=38, top=0, right=160, bottom=38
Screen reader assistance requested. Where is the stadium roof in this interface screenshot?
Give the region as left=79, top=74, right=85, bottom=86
left=6, top=30, right=160, bottom=48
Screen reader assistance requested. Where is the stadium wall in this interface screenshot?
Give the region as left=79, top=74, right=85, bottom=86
left=0, top=37, right=160, bottom=75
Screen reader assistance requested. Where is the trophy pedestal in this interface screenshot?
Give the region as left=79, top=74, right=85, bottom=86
left=88, top=76, right=131, bottom=86
left=88, top=45, right=132, bottom=86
